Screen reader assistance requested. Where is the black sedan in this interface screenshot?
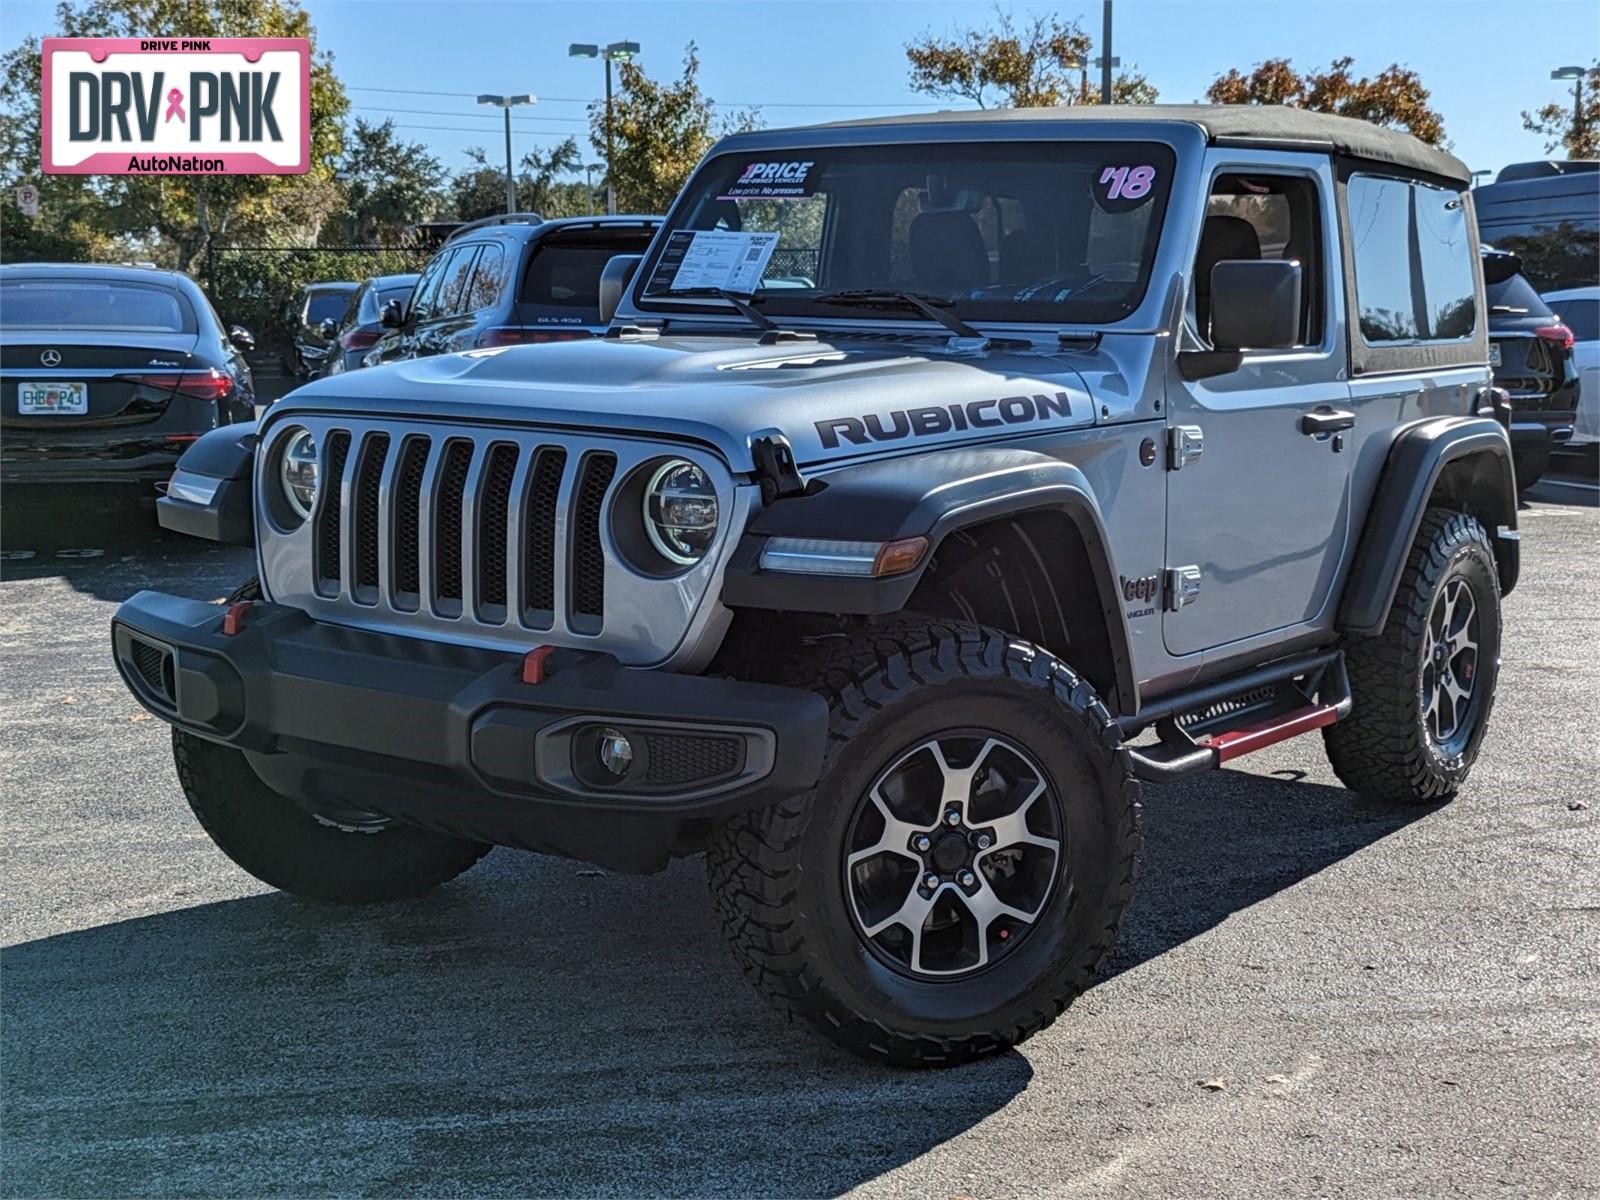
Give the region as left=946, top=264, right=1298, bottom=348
left=1, top=263, right=256, bottom=500
left=1484, top=248, right=1580, bottom=490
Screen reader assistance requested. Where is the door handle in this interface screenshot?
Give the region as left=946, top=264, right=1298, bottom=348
left=1300, top=407, right=1356, bottom=436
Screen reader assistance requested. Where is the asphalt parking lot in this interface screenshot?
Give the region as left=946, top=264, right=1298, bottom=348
left=1, top=467, right=1595, bottom=1199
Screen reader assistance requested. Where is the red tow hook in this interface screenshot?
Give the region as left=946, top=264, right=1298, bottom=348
left=221, top=600, right=254, bottom=636
left=521, top=645, right=557, bottom=685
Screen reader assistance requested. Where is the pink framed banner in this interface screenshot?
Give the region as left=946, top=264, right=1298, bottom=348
left=41, top=37, right=310, bottom=175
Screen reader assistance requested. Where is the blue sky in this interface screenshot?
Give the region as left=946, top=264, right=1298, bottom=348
left=7, top=0, right=1597, bottom=178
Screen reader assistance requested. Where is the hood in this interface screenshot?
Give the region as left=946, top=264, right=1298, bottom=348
left=281, top=335, right=1099, bottom=474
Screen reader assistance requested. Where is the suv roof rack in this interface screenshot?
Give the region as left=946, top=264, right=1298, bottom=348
left=445, top=212, right=546, bottom=241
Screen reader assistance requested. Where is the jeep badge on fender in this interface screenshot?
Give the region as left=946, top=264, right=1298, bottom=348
left=116, top=104, right=1517, bottom=1069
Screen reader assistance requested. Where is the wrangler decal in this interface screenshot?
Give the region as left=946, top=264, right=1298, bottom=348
left=816, top=391, right=1074, bottom=450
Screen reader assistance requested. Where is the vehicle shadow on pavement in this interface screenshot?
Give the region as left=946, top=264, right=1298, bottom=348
left=0, top=852, right=1032, bottom=1199
left=1102, top=768, right=1437, bottom=980
left=0, top=766, right=1431, bottom=1199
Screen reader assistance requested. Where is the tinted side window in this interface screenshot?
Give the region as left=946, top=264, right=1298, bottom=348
left=1553, top=297, right=1599, bottom=340
left=1349, top=175, right=1476, bottom=343
left=464, top=244, right=506, bottom=311
left=437, top=246, right=480, bottom=315
left=407, top=251, right=455, bottom=321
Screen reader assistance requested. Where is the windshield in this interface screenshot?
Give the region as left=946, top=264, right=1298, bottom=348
left=305, top=290, right=351, bottom=325
left=637, top=140, right=1176, bottom=326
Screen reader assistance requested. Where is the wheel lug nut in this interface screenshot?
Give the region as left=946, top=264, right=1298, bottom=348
left=913, top=834, right=932, bottom=852
left=944, top=809, right=962, bottom=826
left=975, top=833, right=993, bottom=850
left=923, top=873, right=941, bottom=891
left=958, top=870, right=976, bottom=887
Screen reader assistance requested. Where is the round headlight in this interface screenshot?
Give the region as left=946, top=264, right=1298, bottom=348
left=279, top=427, right=319, bottom=521
left=643, top=459, right=718, bottom=566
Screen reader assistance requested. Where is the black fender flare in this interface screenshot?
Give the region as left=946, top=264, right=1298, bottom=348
left=156, top=420, right=257, bottom=546
left=1338, top=416, right=1519, bottom=637
left=721, top=445, right=1137, bottom=711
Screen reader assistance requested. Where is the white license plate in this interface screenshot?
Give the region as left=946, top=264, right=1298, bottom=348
left=1489, top=343, right=1502, bottom=368
left=18, top=381, right=87, bottom=415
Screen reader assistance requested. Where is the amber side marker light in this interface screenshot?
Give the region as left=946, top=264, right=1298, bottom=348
left=759, top=535, right=929, bottom=578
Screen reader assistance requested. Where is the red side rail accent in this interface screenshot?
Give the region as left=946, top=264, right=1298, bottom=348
left=1202, top=703, right=1341, bottom=763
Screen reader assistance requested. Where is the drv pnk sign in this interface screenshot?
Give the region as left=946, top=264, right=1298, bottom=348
left=41, top=38, right=309, bottom=175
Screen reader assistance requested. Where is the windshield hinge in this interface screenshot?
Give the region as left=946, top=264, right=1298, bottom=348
left=1057, top=331, right=1103, bottom=352
left=750, top=431, right=808, bottom=503
left=603, top=323, right=661, bottom=340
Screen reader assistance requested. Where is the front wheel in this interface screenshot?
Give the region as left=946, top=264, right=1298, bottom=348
left=173, top=729, right=490, bottom=903
left=707, top=619, right=1140, bottom=1068
left=1325, top=508, right=1502, bottom=803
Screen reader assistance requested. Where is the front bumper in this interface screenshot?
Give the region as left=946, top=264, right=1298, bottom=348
left=112, top=591, right=828, bottom=872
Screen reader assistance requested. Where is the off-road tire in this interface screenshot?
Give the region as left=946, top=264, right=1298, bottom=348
left=707, top=617, right=1140, bottom=1068
left=1325, top=508, right=1502, bottom=804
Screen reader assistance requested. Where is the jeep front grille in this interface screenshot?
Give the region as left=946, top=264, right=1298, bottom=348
left=256, top=417, right=745, bottom=668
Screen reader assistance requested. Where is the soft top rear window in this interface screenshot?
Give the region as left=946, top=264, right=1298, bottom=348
left=1, top=278, right=194, bottom=332
left=637, top=140, right=1176, bottom=326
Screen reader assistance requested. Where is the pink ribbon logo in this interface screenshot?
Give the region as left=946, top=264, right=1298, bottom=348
left=164, top=88, right=185, bottom=123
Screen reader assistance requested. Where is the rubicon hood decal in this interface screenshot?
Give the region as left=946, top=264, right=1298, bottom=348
left=817, top=392, right=1075, bottom=449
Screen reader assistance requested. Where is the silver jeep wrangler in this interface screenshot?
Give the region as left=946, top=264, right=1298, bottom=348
left=117, top=105, right=1519, bottom=1067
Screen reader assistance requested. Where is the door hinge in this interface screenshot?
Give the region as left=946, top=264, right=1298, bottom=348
left=1168, top=425, right=1204, bottom=470
left=1165, top=565, right=1202, bottom=611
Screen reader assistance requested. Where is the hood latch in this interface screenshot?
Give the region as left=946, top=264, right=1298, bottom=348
left=750, top=431, right=808, bottom=503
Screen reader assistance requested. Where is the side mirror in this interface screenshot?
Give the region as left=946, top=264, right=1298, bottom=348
left=380, top=298, right=405, bottom=328
left=1209, top=259, right=1302, bottom=352
left=597, top=254, right=643, bottom=326
left=318, top=317, right=339, bottom=339
left=228, top=325, right=255, bottom=352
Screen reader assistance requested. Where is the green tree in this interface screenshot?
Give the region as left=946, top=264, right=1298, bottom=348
left=1206, top=56, right=1445, bottom=146
left=1, top=0, right=349, bottom=270
left=590, top=43, right=749, bottom=214
left=449, top=137, right=591, bottom=221
left=1521, top=63, right=1600, bottom=158
left=905, top=8, right=1156, bottom=109
left=337, top=118, right=444, bottom=244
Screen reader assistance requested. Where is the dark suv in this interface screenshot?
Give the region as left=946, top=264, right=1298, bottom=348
left=1484, top=248, right=1578, bottom=488
left=364, top=214, right=659, bottom=365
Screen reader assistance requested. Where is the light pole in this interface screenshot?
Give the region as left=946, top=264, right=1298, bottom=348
left=569, top=40, right=640, bottom=214
left=1097, top=0, right=1118, bottom=105
left=1470, top=169, right=1492, bottom=189
left=1551, top=66, right=1586, bottom=152
left=583, top=162, right=605, bottom=214
left=477, top=93, right=536, bottom=214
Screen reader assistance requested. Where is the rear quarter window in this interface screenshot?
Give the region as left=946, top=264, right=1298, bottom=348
left=1348, top=174, right=1476, bottom=343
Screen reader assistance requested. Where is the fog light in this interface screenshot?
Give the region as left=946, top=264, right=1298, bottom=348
left=596, top=727, right=634, bottom=777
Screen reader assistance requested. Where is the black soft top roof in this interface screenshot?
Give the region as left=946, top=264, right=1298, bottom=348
left=808, top=104, right=1468, bottom=184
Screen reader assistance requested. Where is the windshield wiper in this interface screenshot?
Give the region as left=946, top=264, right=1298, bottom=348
left=810, top=289, right=988, bottom=342
left=657, top=287, right=777, bottom=333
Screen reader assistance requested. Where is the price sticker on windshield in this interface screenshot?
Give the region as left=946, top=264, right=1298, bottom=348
left=1094, top=163, right=1158, bottom=212
left=644, top=229, right=780, bottom=296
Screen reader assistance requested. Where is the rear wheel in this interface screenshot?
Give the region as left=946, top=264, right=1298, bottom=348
left=1325, top=508, right=1501, bottom=803
left=707, top=618, right=1140, bottom=1067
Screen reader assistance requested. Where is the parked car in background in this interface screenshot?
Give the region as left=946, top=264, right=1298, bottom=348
left=1474, top=163, right=1599, bottom=293
left=320, top=273, right=420, bottom=377
left=363, top=214, right=660, bottom=367
left=1542, top=285, right=1600, bottom=448
left=279, top=281, right=358, bottom=378
left=1, top=263, right=255, bottom=503
left=1483, top=248, right=1578, bottom=489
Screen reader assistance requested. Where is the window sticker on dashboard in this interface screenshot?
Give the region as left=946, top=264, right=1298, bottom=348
left=644, top=229, right=781, bottom=296
left=718, top=160, right=817, bottom=200
left=1094, top=163, right=1158, bottom=212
